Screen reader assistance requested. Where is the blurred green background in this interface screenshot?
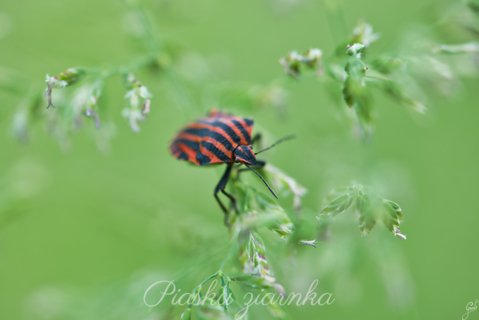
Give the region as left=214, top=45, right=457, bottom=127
left=1, top=0, right=478, bottom=319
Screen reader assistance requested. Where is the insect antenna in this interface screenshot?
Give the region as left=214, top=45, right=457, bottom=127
left=245, top=165, right=278, bottom=199
left=254, top=134, right=296, bottom=155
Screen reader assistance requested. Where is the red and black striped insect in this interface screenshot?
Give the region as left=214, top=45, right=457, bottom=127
left=170, top=110, right=292, bottom=223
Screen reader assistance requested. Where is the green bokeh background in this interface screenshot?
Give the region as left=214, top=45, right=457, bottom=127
left=1, top=0, right=478, bottom=319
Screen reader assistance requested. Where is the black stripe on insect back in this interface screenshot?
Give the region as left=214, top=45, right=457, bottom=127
left=196, top=152, right=211, bottom=165
left=174, top=138, right=199, bottom=150
left=235, top=148, right=255, bottom=163
left=200, top=119, right=242, bottom=144
left=176, top=149, right=189, bottom=160
left=175, top=138, right=211, bottom=164
left=201, top=141, right=231, bottom=162
left=171, top=144, right=189, bottom=160
left=235, top=149, right=247, bottom=160
left=184, top=128, right=234, bottom=151
left=231, top=119, right=251, bottom=144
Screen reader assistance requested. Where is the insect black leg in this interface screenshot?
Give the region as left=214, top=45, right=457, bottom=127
left=214, top=163, right=237, bottom=226
left=214, top=192, right=228, bottom=214
left=251, top=159, right=266, bottom=169
left=237, top=159, right=266, bottom=174
left=221, top=189, right=238, bottom=213
left=251, top=133, right=262, bottom=148
left=234, top=160, right=267, bottom=186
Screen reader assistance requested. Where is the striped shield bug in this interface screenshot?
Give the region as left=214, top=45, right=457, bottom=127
left=170, top=109, right=293, bottom=225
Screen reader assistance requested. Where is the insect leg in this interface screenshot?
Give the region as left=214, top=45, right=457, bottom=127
left=214, top=163, right=236, bottom=225
left=251, top=133, right=262, bottom=148
left=221, top=189, right=238, bottom=213
left=214, top=191, right=228, bottom=214
left=237, top=159, right=266, bottom=174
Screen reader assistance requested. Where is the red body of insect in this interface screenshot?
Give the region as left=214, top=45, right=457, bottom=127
left=170, top=109, right=257, bottom=167
left=170, top=110, right=272, bottom=223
